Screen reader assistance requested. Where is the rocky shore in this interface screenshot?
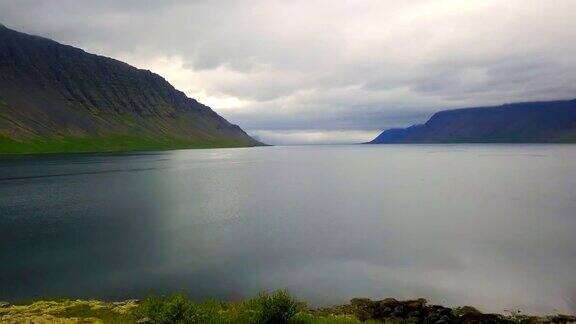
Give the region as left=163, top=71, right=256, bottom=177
left=315, top=297, right=576, bottom=323
left=0, top=294, right=574, bottom=323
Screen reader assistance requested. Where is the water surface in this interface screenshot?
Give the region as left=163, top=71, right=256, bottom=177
left=1, top=145, right=575, bottom=314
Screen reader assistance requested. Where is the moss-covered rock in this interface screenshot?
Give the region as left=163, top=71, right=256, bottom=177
left=0, top=299, right=137, bottom=323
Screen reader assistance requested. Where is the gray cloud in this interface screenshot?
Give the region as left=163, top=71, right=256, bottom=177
left=1, top=0, right=576, bottom=144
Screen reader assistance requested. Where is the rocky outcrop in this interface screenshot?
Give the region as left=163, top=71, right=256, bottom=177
left=314, top=297, right=576, bottom=323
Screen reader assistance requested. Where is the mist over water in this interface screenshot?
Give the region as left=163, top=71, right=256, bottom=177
left=1, top=145, right=575, bottom=314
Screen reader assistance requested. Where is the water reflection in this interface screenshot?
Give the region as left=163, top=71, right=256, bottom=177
left=0, top=145, right=575, bottom=314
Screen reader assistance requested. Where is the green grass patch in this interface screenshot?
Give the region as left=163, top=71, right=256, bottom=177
left=132, top=290, right=306, bottom=324
left=2, top=292, right=574, bottom=323
left=53, top=303, right=131, bottom=323
left=0, top=291, right=364, bottom=323
left=0, top=135, right=255, bottom=155
left=0, top=299, right=137, bottom=323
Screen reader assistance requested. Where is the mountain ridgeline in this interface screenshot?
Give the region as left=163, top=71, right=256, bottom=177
left=0, top=24, right=261, bottom=154
left=369, top=99, right=576, bottom=144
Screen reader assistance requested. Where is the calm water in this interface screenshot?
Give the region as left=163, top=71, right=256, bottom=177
left=1, top=145, right=575, bottom=314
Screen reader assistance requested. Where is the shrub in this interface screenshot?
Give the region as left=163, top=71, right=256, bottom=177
left=131, top=290, right=302, bottom=323
left=132, top=294, right=188, bottom=323
left=132, top=294, right=223, bottom=323
left=247, top=290, right=302, bottom=324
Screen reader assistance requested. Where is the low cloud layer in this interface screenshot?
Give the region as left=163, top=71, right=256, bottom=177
left=2, top=0, right=576, bottom=144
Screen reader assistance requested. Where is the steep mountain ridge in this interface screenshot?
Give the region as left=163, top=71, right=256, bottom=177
left=0, top=24, right=261, bottom=153
left=368, top=99, right=576, bottom=143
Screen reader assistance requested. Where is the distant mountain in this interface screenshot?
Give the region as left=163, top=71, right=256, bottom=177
left=0, top=24, right=261, bottom=154
left=368, top=99, right=576, bottom=144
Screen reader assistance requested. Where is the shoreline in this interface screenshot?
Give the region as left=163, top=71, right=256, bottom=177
left=1, top=293, right=575, bottom=323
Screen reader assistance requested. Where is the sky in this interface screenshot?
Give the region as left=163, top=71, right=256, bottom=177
left=1, top=0, right=576, bottom=144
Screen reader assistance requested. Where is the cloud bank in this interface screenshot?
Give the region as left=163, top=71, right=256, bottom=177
left=1, top=0, right=576, bottom=144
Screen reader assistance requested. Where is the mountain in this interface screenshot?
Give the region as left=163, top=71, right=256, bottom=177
left=368, top=99, right=576, bottom=144
left=0, top=24, right=261, bottom=154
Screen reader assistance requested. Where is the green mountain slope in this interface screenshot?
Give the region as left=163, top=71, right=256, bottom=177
left=0, top=24, right=261, bottom=154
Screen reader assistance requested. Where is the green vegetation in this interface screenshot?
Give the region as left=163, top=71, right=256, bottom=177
left=0, top=26, right=262, bottom=154
left=132, top=290, right=304, bottom=324
left=1, top=291, right=575, bottom=323
left=0, top=299, right=136, bottom=323
left=0, top=291, right=356, bottom=324
left=0, top=135, right=253, bottom=155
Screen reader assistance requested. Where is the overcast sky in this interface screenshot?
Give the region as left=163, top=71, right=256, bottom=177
left=1, top=0, right=576, bottom=144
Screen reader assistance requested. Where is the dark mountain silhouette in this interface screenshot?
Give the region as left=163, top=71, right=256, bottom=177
left=368, top=99, right=576, bottom=144
left=0, top=24, right=261, bottom=153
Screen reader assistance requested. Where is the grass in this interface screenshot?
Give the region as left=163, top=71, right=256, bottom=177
left=53, top=304, right=133, bottom=323
left=1, top=291, right=574, bottom=323
left=132, top=290, right=305, bottom=324
left=0, top=135, right=256, bottom=155
left=0, top=299, right=137, bottom=323
left=0, top=291, right=360, bottom=324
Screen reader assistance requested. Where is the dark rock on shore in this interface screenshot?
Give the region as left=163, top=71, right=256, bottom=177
left=1, top=294, right=575, bottom=323
left=314, top=297, right=576, bottom=323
